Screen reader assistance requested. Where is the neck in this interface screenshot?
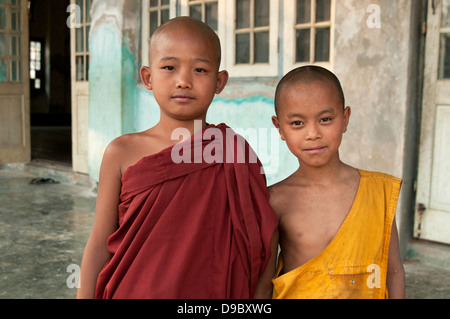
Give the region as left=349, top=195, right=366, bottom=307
left=295, top=156, right=348, bottom=185
left=156, top=117, right=208, bottom=139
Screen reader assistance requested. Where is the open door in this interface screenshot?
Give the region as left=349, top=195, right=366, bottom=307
left=69, top=0, right=91, bottom=173
left=0, top=0, right=30, bottom=164
left=415, top=0, right=450, bottom=244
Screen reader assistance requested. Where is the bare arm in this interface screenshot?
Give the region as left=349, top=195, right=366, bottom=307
left=77, top=143, right=122, bottom=298
left=386, top=218, right=405, bottom=299
left=253, top=228, right=279, bottom=299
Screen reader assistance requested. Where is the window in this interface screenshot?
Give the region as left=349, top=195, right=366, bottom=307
left=0, top=0, right=22, bottom=82
left=74, top=0, right=93, bottom=82
left=224, top=0, right=278, bottom=77
left=438, top=0, right=450, bottom=79
left=283, top=0, right=334, bottom=74
left=141, top=0, right=333, bottom=78
left=29, top=39, right=43, bottom=90
left=180, top=0, right=218, bottom=32
left=142, top=0, right=176, bottom=66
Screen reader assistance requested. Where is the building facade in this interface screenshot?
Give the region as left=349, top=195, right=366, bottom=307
left=1, top=0, right=449, bottom=257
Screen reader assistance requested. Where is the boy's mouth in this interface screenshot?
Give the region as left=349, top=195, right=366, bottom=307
left=303, top=146, right=326, bottom=154
left=172, top=94, right=195, bottom=103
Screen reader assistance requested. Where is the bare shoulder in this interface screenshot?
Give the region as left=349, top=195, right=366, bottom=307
left=268, top=174, right=302, bottom=217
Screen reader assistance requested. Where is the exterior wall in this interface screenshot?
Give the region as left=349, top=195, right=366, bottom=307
left=87, top=0, right=423, bottom=256
left=333, top=0, right=424, bottom=256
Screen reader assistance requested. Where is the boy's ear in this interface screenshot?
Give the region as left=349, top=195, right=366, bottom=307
left=215, top=70, right=229, bottom=94
left=343, top=106, right=351, bottom=133
left=140, top=66, right=152, bottom=90
left=271, top=116, right=285, bottom=141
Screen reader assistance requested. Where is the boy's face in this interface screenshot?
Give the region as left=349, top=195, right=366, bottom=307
left=272, top=80, right=350, bottom=168
left=140, top=26, right=228, bottom=123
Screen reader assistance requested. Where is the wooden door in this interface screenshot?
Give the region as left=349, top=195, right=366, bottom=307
left=69, top=0, right=91, bottom=173
left=0, top=0, right=30, bottom=164
left=415, top=0, right=450, bottom=244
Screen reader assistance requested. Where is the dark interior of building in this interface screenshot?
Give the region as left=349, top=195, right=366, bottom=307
left=29, top=0, right=72, bottom=165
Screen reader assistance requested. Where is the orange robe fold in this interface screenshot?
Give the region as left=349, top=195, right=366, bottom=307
left=95, top=123, right=278, bottom=299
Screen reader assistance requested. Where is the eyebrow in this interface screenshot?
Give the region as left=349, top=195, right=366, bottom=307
left=159, top=56, right=213, bottom=65
left=287, top=108, right=335, bottom=119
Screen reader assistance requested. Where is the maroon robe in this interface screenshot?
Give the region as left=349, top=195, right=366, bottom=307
left=95, top=124, right=278, bottom=299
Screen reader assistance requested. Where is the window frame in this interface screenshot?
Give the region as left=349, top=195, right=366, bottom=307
left=179, top=0, right=226, bottom=69
left=224, top=0, right=279, bottom=77
left=0, top=0, right=22, bottom=82
left=141, top=0, right=177, bottom=67
left=141, top=0, right=334, bottom=78
left=283, top=0, right=335, bottom=75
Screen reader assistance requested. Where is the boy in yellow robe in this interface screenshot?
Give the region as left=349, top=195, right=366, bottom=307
left=270, top=66, right=405, bottom=299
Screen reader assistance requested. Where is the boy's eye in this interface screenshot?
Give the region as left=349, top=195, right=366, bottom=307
left=194, top=68, right=206, bottom=73
left=291, top=121, right=303, bottom=126
left=320, top=117, right=332, bottom=123
left=162, top=66, right=175, bottom=71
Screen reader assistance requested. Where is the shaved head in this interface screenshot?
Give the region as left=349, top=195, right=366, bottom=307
left=275, top=66, right=345, bottom=116
left=149, top=17, right=222, bottom=68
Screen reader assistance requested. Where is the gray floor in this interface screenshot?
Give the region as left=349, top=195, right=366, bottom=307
left=0, top=163, right=449, bottom=299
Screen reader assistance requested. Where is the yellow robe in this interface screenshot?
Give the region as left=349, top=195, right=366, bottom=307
left=272, top=170, right=402, bottom=299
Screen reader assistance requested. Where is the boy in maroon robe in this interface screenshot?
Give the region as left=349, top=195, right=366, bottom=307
left=77, top=17, right=278, bottom=299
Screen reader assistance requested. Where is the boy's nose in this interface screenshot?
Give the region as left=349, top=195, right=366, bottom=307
left=306, top=123, right=321, bottom=140
left=176, top=71, right=192, bottom=89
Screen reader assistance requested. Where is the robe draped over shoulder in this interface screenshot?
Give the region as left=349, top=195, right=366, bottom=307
left=95, top=123, right=278, bottom=299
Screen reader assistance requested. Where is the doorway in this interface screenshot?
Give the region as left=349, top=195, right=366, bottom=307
left=415, top=0, right=450, bottom=244
left=29, top=0, right=72, bottom=165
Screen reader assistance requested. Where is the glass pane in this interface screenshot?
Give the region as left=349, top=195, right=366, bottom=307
left=442, top=0, right=450, bottom=27
left=0, top=0, right=6, bottom=4
left=236, top=0, right=250, bottom=29
left=15, top=59, right=20, bottom=81
left=150, top=11, right=158, bottom=36
left=190, top=4, right=202, bottom=21
left=0, top=58, right=7, bottom=82
left=254, top=31, right=269, bottom=63
left=162, top=0, right=170, bottom=5
left=76, top=0, right=84, bottom=24
left=76, top=27, right=84, bottom=52
left=11, top=9, right=20, bottom=31
left=255, top=0, right=270, bottom=27
left=315, top=27, right=330, bottom=62
left=438, top=33, right=450, bottom=79
left=161, top=8, right=170, bottom=24
left=11, top=59, right=17, bottom=81
left=86, top=0, right=93, bottom=23
left=0, top=33, right=6, bottom=56
left=150, top=0, right=158, bottom=7
left=11, top=35, right=20, bottom=57
left=316, top=0, right=331, bottom=22
left=86, top=54, right=89, bottom=81
left=10, top=35, right=17, bottom=56
left=0, top=7, right=6, bottom=30
left=296, top=28, right=310, bottom=62
left=236, top=33, right=250, bottom=64
left=296, top=0, right=311, bottom=24
left=86, top=25, right=90, bottom=51
left=205, top=2, right=218, bottom=31
left=76, top=55, right=84, bottom=81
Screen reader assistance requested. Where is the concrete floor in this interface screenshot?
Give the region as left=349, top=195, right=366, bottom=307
left=0, top=163, right=449, bottom=299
